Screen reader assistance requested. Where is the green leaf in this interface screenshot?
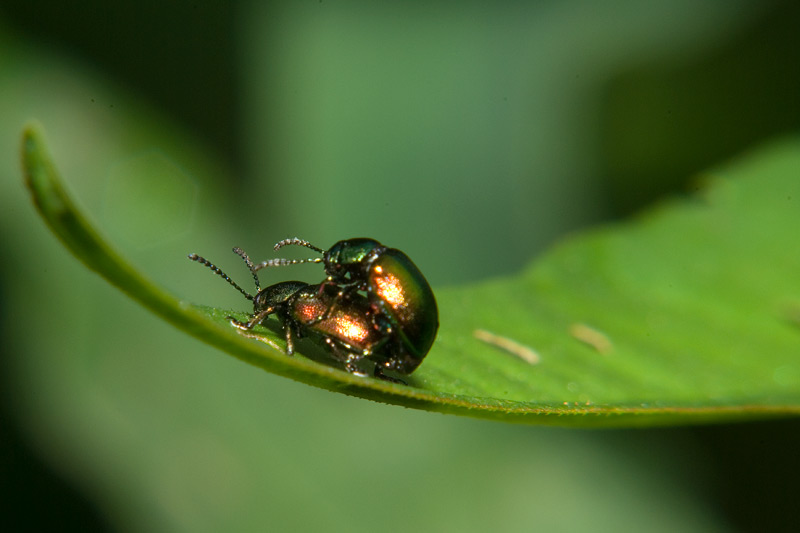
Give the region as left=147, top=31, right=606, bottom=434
left=22, top=123, right=800, bottom=427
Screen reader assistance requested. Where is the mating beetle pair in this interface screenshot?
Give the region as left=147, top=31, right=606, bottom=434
left=189, top=238, right=438, bottom=381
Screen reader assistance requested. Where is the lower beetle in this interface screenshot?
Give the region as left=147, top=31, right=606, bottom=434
left=253, top=238, right=438, bottom=372
left=188, top=247, right=413, bottom=380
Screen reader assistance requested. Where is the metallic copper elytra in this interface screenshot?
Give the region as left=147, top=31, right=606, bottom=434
left=295, top=299, right=326, bottom=323
left=331, top=314, right=371, bottom=344
left=372, top=268, right=406, bottom=310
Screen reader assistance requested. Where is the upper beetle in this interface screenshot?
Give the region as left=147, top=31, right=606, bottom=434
left=254, top=237, right=438, bottom=374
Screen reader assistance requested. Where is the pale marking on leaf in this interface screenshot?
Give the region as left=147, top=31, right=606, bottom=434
left=473, top=329, right=540, bottom=365
left=569, top=323, right=613, bottom=355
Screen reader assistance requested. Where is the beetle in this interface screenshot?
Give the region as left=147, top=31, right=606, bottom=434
left=252, top=238, right=438, bottom=374
left=188, top=247, right=411, bottom=380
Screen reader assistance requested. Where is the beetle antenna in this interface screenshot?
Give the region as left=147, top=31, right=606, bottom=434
left=188, top=253, right=254, bottom=301
left=232, top=247, right=260, bottom=292
left=253, top=256, right=323, bottom=272
left=273, top=238, right=325, bottom=254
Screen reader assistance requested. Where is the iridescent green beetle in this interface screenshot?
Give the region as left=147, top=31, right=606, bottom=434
left=256, top=238, right=439, bottom=375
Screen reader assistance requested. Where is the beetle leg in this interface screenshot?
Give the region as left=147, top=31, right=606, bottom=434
left=284, top=325, right=295, bottom=355
left=323, top=339, right=368, bottom=376
left=317, top=278, right=336, bottom=296
left=363, top=335, right=407, bottom=383
left=230, top=307, right=298, bottom=356
left=343, top=352, right=368, bottom=376
left=373, top=365, right=406, bottom=384
left=228, top=306, right=277, bottom=330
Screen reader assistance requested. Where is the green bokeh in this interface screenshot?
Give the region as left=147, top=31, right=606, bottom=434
left=2, top=1, right=799, bottom=531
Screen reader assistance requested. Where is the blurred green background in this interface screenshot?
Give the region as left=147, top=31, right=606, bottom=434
left=2, top=1, right=799, bottom=531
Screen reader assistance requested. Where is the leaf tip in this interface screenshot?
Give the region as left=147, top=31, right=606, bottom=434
left=20, top=120, right=52, bottom=194
left=21, top=119, right=45, bottom=158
